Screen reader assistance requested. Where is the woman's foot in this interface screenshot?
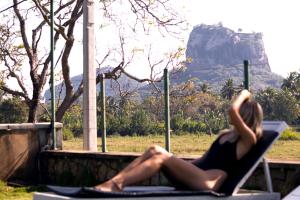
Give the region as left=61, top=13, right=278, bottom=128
left=94, top=180, right=122, bottom=192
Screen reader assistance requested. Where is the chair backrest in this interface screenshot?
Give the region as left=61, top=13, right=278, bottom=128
left=218, top=121, right=287, bottom=195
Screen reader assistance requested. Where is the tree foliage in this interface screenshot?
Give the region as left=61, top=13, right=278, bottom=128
left=0, top=0, right=186, bottom=122
left=0, top=97, right=28, bottom=123
left=281, top=71, right=300, bottom=123
left=255, top=88, right=299, bottom=124
left=1, top=76, right=299, bottom=137
left=61, top=104, right=83, bottom=137
left=281, top=71, right=300, bottom=101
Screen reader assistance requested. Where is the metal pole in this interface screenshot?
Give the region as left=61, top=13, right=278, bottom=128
left=100, top=74, right=107, bottom=152
left=83, top=0, right=97, bottom=151
left=263, top=158, right=274, bottom=193
left=243, top=60, right=249, bottom=90
left=50, top=0, right=56, bottom=150
left=164, top=68, right=170, bottom=152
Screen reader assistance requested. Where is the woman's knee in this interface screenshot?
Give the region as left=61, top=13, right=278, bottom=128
left=151, top=153, right=173, bottom=165
left=146, top=145, right=172, bottom=162
left=147, top=145, right=169, bottom=156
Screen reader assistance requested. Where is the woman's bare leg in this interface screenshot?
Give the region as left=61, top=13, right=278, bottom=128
left=105, top=151, right=172, bottom=191
left=95, top=149, right=226, bottom=192
left=161, top=156, right=227, bottom=191
left=119, top=145, right=166, bottom=174
left=95, top=145, right=168, bottom=191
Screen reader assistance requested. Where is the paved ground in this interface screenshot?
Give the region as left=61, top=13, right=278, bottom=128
left=283, top=185, right=300, bottom=200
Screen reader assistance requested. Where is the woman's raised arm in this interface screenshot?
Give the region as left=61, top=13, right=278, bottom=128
left=229, top=90, right=257, bottom=146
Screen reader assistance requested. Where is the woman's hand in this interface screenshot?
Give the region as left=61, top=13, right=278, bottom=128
left=239, top=89, right=251, bottom=100
left=231, top=89, right=251, bottom=110
left=229, top=90, right=257, bottom=147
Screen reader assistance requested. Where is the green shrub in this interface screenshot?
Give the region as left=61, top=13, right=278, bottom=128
left=62, top=104, right=83, bottom=137
left=171, top=114, right=185, bottom=130
left=279, top=129, right=300, bottom=140
left=106, top=114, right=131, bottom=136
left=195, top=122, right=207, bottom=132
left=181, top=120, right=207, bottom=133
left=130, top=109, right=152, bottom=135
left=182, top=120, right=194, bottom=132
left=63, top=128, right=74, bottom=140
left=152, top=123, right=164, bottom=135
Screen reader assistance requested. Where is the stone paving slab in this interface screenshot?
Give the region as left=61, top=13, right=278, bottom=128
left=33, top=192, right=280, bottom=200
left=282, top=185, right=300, bottom=200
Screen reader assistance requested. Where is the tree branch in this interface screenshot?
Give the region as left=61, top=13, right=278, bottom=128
left=2, top=50, right=29, bottom=98
left=0, top=85, right=29, bottom=102
left=13, top=0, right=33, bottom=64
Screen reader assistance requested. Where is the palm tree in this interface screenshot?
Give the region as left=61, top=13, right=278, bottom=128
left=220, top=79, right=235, bottom=100
left=200, top=83, right=211, bottom=93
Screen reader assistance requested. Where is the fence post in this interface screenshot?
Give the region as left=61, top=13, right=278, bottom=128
left=244, top=60, right=249, bottom=90
left=100, top=74, right=107, bottom=152
left=164, top=68, right=170, bottom=152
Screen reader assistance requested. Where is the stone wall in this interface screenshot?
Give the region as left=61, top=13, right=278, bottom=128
left=0, top=123, right=62, bottom=184
left=39, top=151, right=169, bottom=187
left=39, top=151, right=300, bottom=196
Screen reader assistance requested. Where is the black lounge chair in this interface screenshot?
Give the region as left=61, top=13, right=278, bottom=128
left=34, top=121, right=287, bottom=200
left=219, top=121, right=287, bottom=195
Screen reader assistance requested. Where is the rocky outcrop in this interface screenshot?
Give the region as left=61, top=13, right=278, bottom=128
left=180, top=24, right=283, bottom=90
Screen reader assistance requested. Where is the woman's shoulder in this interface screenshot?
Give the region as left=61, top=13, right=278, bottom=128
left=218, top=129, right=232, bottom=137
left=217, top=129, right=235, bottom=139
left=217, top=129, right=238, bottom=144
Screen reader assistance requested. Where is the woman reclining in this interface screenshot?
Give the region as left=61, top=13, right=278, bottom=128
left=95, top=89, right=263, bottom=192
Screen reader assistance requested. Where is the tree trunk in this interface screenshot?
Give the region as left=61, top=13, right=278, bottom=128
left=27, top=81, right=41, bottom=122
left=27, top=100, right=38, bottom=122
left=56, top=99, right=72, bottom=122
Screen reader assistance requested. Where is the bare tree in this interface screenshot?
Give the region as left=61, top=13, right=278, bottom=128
left=0, top=0, right=186, bottom=122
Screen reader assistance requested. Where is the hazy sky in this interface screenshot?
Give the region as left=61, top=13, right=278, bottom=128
left=1, top=0, right=299, bottom=80
left=95, top=0, right=300, bottom=79
left=182, top=0, right=300, bottom=77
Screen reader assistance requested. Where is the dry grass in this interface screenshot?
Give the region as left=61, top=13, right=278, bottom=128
left=63, top=134, right=300, bottom=160
left=267, top=140, right=300, bottom=160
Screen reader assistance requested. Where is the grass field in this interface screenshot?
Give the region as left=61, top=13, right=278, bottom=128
left=0, top=182, right=45, bottom=200
left=63, top=133, right=300, bottom=160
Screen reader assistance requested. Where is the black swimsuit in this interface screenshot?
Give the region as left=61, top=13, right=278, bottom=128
left=193, top=135, right=238, bottom=175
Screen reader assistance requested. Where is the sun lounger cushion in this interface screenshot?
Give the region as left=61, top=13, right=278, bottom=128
left=47, top=185, right=225, bottom=198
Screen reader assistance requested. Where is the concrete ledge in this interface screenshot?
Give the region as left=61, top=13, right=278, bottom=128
left=0, top=122, right=63, bottom=131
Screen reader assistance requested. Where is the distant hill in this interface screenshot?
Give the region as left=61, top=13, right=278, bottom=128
left=44, top=67, right=144, bottom=102
left=172, top=24, right=283, bottom=91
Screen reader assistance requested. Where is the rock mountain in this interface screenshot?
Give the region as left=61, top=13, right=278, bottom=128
left=172, top=24, right=283, bottom=90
